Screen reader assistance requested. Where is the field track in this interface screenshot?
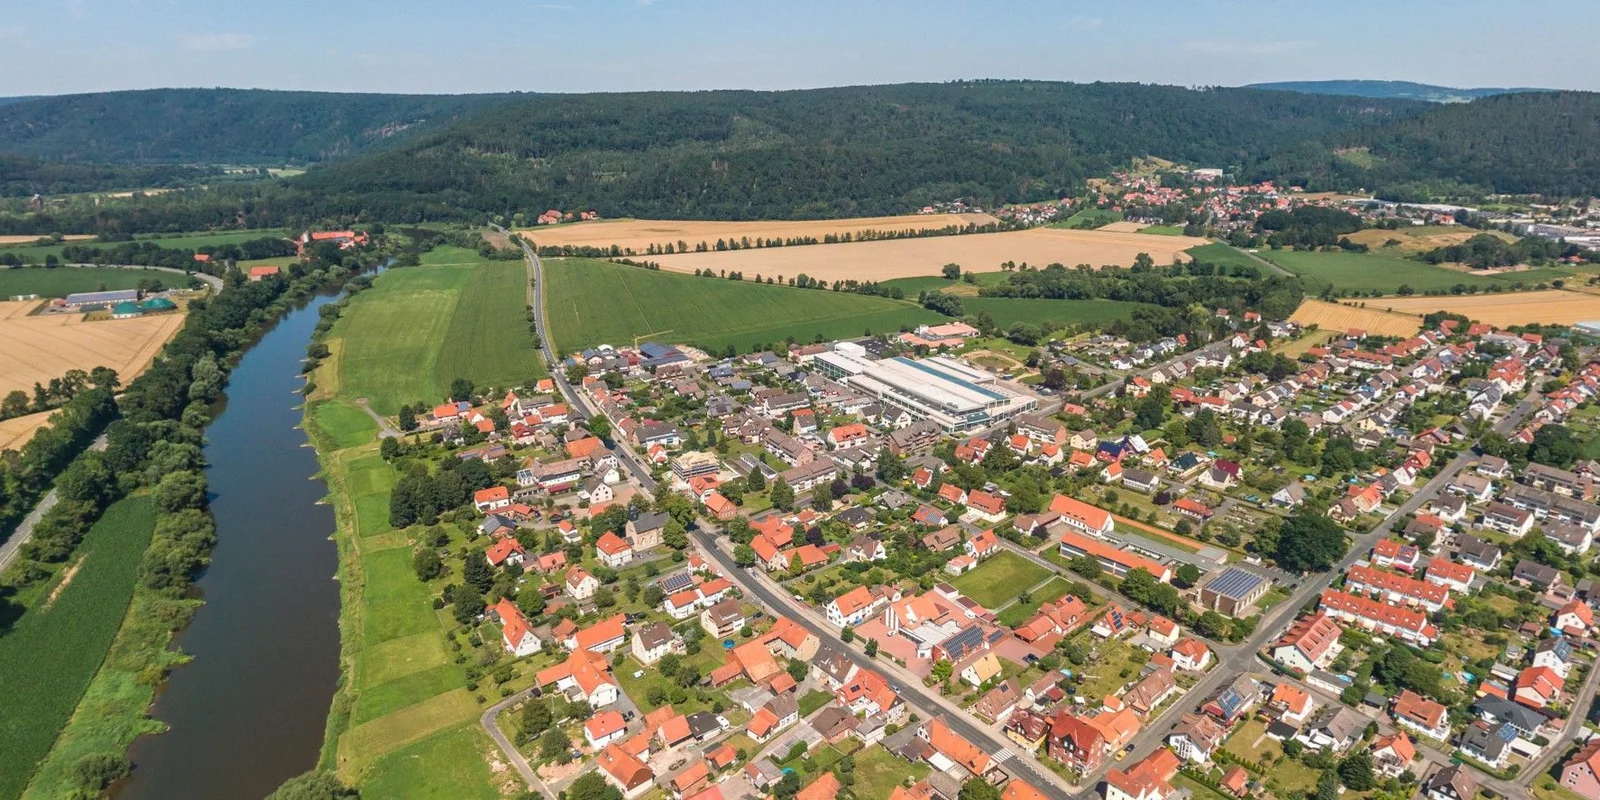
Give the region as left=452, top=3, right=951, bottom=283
left=0, top=300, right=185, bottom=395
left=646, top=226, right=1206, bottom=283
left=1376, top=289, right=1600, bottom=326
left=518, top=213, right=998, bottom=252
left=1288, top=298, right=1422, bottom=338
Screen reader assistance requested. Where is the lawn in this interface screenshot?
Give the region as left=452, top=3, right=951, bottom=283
left=950, top=551, right=1051, bottom=609
left=1074, top=639, right=1149, bottom=702
left=543, top=257, right=942, bottom=356
left=853, top=744, right=930, bottom=799
left=313, top=400, right=378, bottom=449
left=0, top=266, right=166, bottom=298
left=1051, top=208, right=1123, bottom=229
left=996, top=577, right=1074, bottom=627
left=1261, top=249, right=1511, bottom=294
left=351, top=723, right=500, bottom=800
left=798, top=690, right=833, bottom=717
left=1222, top=719, right=1320, bottom=792
left=337, top=247, right=541, bottom=414
left=0, top=497, right=155, bottom=800
left=959, top=297, right=1154, bottom=329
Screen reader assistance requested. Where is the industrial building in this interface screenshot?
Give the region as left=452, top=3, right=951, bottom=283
left=812, top=345, right=1036, bottom=433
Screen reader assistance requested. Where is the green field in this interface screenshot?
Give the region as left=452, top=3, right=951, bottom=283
left=853, top=744, right=930, bottom=799
left=357, top=725, right=500, bottom=800
left=1261, top=249, right=1521, bottom=294
left=338, top=247, right=543, bottom=415
left=544, top=257, right=942, bottom=355
left=0, top=230, right=289, bottom=263
left=950, top=551, right=1051, bottom=608
left=1141, top=225, right=1185, bottom=236
left=1051, top=208, right=1123, bottom=229
left=1185, top=242, right=1273, bottom=275
left=878, top=271, right=1011, bottom=296
left=0, top=497, right=156, bottom=800
left=0, top=266, right=168, bottom=298
left=960, top=297, right=1152, bottom=329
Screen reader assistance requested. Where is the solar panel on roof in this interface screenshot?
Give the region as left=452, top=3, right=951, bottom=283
left=1207, top=567, right=1266, bottom=600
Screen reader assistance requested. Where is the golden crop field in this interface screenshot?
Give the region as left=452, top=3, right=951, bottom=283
left=0, top=235, right=95, bottom=246
left=518, top=213, right=999, bottom=253
left=1344, top=225, right=1516, bottom=255
left=1096, top=221, right=1149, bottom=233
left=0, top=300, right=186, bottom=395
left=1378, top=290, right=1600, bottom=326
left=1289, top=298, right=1422, bottom=337
left=0, top=409, right=57, bottom=451
left=646, top=226, right=1207, bottom=283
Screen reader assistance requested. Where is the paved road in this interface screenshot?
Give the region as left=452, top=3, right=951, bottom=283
left=498, top=224, right=656, bottom=490
left=1082, top=391, right=1543, bottom=791
left=0, top=432, right=109, bottom=573
left=692, top=527, right=1082, bottom=799
left=53, top=262, right=226, bottom=294
left=1080, top=340, right=1233, bottom=400
left=481, top=689, right=557, bottom=800
left=353, top=398, right=401, bottom=439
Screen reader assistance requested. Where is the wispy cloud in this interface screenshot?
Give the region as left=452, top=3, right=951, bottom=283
left=182, top=32, right=257, bottom=52
left=1064, top=15, right=1102, bottom=30
left=1183, top=39, right=1309, bottom=56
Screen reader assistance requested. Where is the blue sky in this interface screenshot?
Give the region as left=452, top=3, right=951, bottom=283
left=4, top=0, right=1596, bottom=96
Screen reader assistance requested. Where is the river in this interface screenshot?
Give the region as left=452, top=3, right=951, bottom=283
left=117, top=288, right=343, bottom=800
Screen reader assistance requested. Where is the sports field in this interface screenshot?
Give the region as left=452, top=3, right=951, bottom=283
left=336, top=247, right=544, bottom=415
left=519, top=213, right=998, bottom=253
left=0, top=497, right=155, bottom=800
left=0, top=300, right=186, bottom=396
left=1378, top=290, right=1600, bottom=326
left=0, top=266, right=164, bottom=298
left=647, top=227, right=1207, bottom=283
left=543, top=257, right=943, bottom=355
left=1261, top=249, right=1517, bottom=294
left=1288, top=298, right=1422, bottom=337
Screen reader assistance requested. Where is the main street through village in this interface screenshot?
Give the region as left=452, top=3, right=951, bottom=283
left=505, top=227, right=1575, bottom=799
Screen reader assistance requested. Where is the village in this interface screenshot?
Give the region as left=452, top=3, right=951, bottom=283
left=359, top=266, right=1600, bottom=800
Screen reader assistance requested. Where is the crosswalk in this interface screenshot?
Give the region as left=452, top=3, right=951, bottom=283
left=993, top=748, right=1015, bottom=764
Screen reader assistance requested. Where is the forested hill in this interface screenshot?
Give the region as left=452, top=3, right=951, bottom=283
left=0, top=88, right=515, bottom=164
left=289, top=81, right=1425, bottom=220
left=1254, top=91, right=1600, bottom=198
left=1246, top=80, right=1546, bottom=103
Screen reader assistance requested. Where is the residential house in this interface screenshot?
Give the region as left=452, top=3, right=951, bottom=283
left=1393, top=690, right=1451, bottom=741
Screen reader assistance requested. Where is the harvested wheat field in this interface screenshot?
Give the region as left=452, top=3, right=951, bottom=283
left=0, top=235, right=95, bottom=246
left=0, top=409, right=57, bottom=451
left=648, top=227, right=1207, bottom=283
left=1376, top=290, right=1600, bottom=327
left=0, top=301, right=186, bottom=395
left=1345, top=226, right=1516, bottom=255
left=1096, top=221, right=1150, bottom=233
left=1289, top=298, right=1422, bottom=337
left=519, top=213, right=1000, bottom=253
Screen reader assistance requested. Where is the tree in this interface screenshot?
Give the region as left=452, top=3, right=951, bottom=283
left=1338, top=751, right=1375, bottom=791
left=1274, top=513, right=1349, bottom=572
left=452, top=590, right=484, bottom=625
left=73, top=753, right=131, bottom=793
left=397, top=404, right=417, bottom=431
left=942, top=263, right=962, bottom=280
left=449, top=377, right=475, bottom=402
left=810, top=485, right=833, bottom=511
left=747, top=468, right=766, bottom=492
left=1175, top=563, right=1201, bottom=588
left=463, top=554, right=494, bottom=593
left=770, top=478, right=794, bottom=511
left=1134, top=394, right=1166, bottom=430
left=266, top=771, right=358, bottom=800
left=734, top=544, right=757, bottom=567
left=663, top=518, right=689, bottom=550
left=566, top=773, right=622, bottom=800
left=958, top=777, right=1002, bottom=800
left=154, top=470, right=207, bottom=512
left=539, top=728, right=570, bottom=760
left=865, top=638, right=879, bottom=656
left=412, top=546, right=443, bottom=581
left=1529, top=425, right=1582, bottom=468
left=1316, top=768, right=1340, bottom=800
left=787, top=658, right=808, bottom=683
left=520, top=699, right=553, bottom=737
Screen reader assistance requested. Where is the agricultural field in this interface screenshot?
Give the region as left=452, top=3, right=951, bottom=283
left=879, top=271, right=1011, bottom=297
left=1344, top=225, right=1517, bottom=255
left=1051, top=208, right=1123, bottom=229
left=647, top=226, right=1208, bottom=284
left=1184, top=242, right=1271, bottom=275
left=1139, top=225, right=1186, bottom=236
left=949, top=551, right=1051, bottom=608
left=0, top=299, right=187, bottom=396
left=543, top=257, right=942, bottom=355
left=519, top=213, right=998, bottom=253
left=1378, top=289, right=1600, bottom=326
left=1261, top=249, right=1517, bottom=294
left=960, top=297, right=1153, bottom=329
left=0, top=409, right=56, bottom=451
left=0, top=497, right=155, bottom=800
left=1288, top=298, right=1423, bottom=338
left=336, top=247, right=543, bottom=415
left=0, top=229, right=289, bottom=263
left=0, top=266, right=167, bottom=298
left=0, top=235, right=96, bottom=246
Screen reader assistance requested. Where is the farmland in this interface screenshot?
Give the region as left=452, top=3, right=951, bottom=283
left=0, top=497, right=155, bottom=800
left=1260, top=249, right=1518, bottom=294
left=519, top=213, right=998, bottom=253
left=0, top=299, right=186, bottom=396
left=336, top=247, right=542, bottom=415
left=1378, top=289, right=1600, bottom=326
left=0, top=230, right=289, bottom=263
left=0, top=266, right=165, bottom=298
left=0, top=409, right=56, bottom=451
left=0, top=235, right=95, bottom=246
left=1184, top=242, right=1270, bottom=275
left=647, top=226, right=1208, bottom=284
left=543, top=257, right=943, bottom=355
left=1287, top=298, right=1422, bottom=338
left=1344, top=225, right=1517, bottom=255
left=1051, top=208, right=1123, bottom=229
